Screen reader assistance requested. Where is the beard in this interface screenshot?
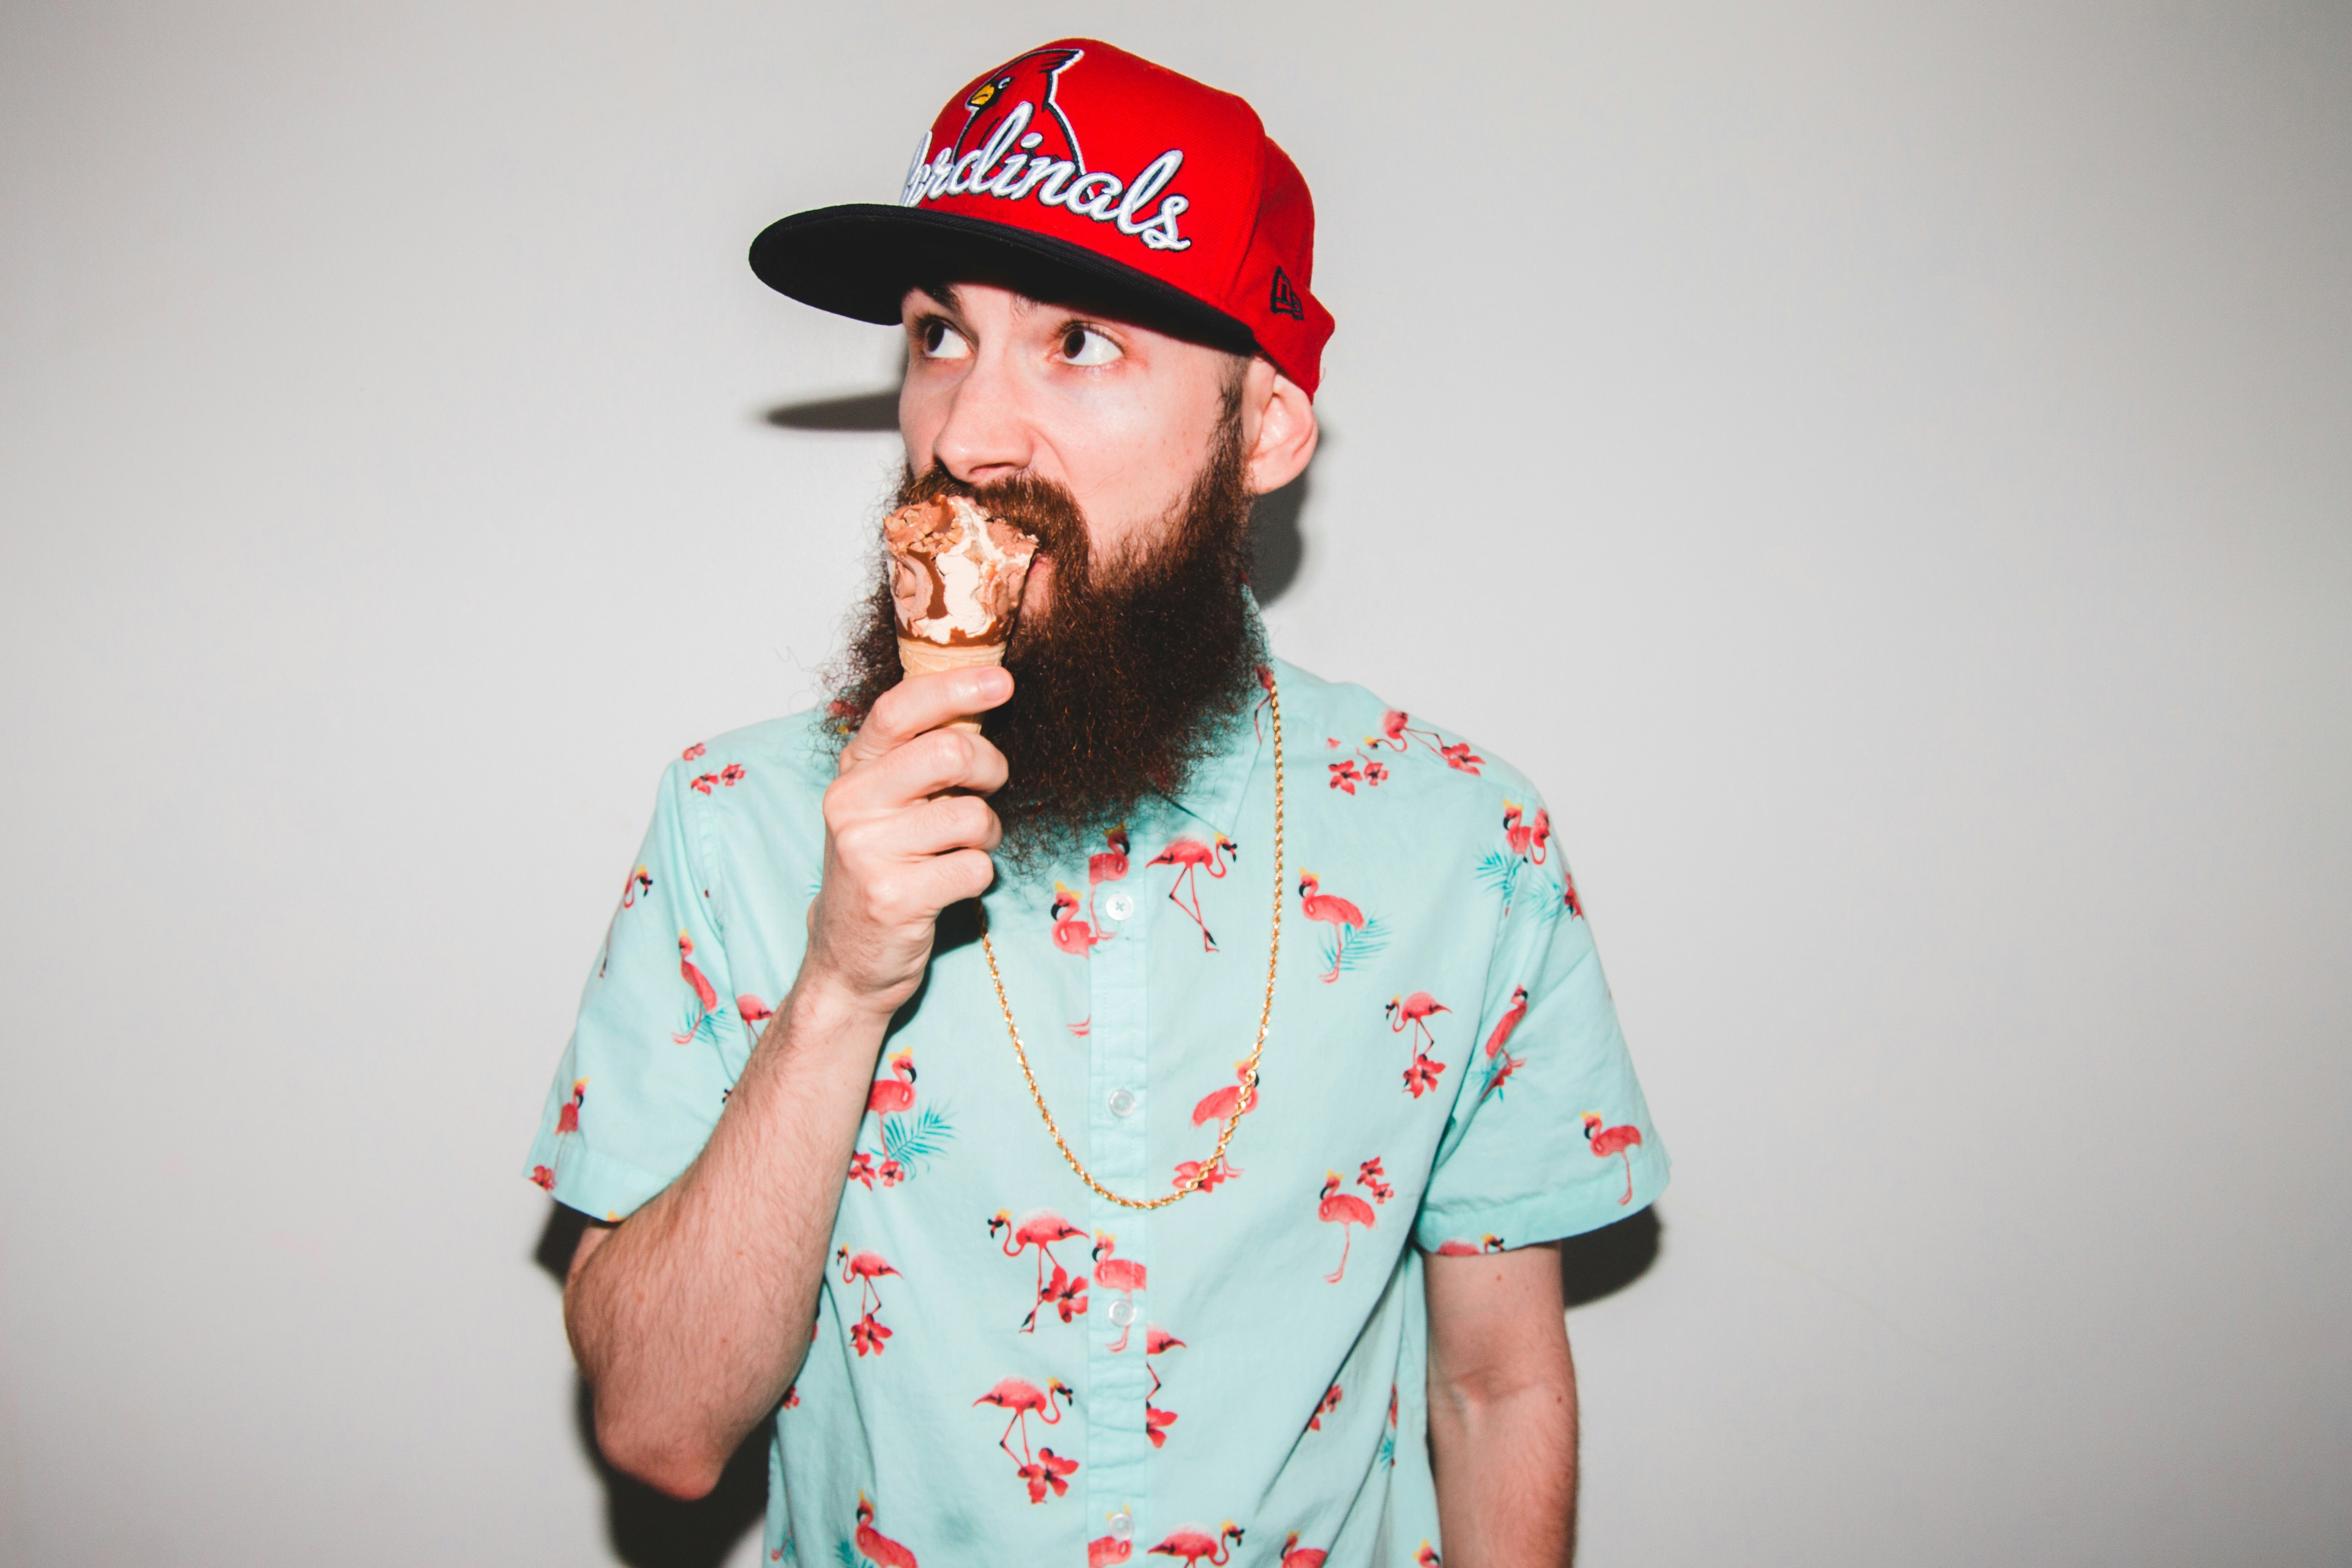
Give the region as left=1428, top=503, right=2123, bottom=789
left=825, top=398, right=1263, bottom=874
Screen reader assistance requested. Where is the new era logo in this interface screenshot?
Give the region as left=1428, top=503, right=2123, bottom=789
left=1268, top=265, right=1304, bottom=320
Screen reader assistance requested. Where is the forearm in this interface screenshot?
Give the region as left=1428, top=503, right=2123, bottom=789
left=564, top=975, right=884, bottom=1496
left=1424, top=1243, right=1580, bottom=1568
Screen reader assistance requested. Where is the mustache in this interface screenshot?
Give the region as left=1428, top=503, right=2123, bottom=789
left=897, top=463, right=1092, bottom=570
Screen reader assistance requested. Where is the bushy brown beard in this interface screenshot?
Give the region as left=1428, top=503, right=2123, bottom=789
left=825, top=397, right=1262, bottom=873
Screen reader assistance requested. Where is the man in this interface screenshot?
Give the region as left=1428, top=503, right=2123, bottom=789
left=527, top=40, right=1665, bottom=1568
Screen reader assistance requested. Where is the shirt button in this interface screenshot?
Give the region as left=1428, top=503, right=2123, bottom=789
left=1103, top=892, right=1135, bottom=921
left=1107, top=1507, right=1135, bottom=1539
left=1107, top=1088, right=1137, bottom=1118
left=1107, top=1298, right=1136, bottom=1327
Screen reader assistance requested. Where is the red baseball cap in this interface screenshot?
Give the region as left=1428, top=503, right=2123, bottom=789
left=749, top=39, right=1336, bottom=398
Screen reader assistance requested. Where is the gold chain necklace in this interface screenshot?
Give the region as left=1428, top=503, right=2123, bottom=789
left=978, top=672, right=1283, bottom=1210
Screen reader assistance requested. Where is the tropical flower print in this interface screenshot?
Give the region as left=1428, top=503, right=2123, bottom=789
left=1364, top=710, right=1483, bottom=775
left=973, top=1376, right=1074, bottom=1502
left=1386, top=992, right=1451, bottom=1098
left=1299, top=872, right=1387, bottom=982
left=1146, top=1325, right=1184, bottom=1448
left=1307, top=1383, right=1342, bottom=1431
left=987, top=1210, right=1089, bottom=1334
left=524, top=649, right=1667, bottom=1568
left=837, top=1247, right=901, bottom=1358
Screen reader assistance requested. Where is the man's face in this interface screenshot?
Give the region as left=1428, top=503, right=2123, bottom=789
left=896, top=282, right=1253, bottom=621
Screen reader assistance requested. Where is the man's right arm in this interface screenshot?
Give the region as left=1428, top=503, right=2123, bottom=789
left=560, top=667, right=1012, bottom=1499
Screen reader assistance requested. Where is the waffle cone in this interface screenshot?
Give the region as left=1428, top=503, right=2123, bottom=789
left=896, top=635, right=1008, bottom=732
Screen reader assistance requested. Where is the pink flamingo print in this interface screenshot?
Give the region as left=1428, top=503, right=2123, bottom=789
left=1252, top=663, right=1275, bottom=737
left=530, top=1165, right=556, bottom=1192
left=1563, top=869, right=1585, bottom=920
left=556, top=1078, right=586, bottom=1135
left=681, top=742, right=705, bottom=761
left=988, top=1209, right=1087, bottom=1331
left=1088, top=824, right=1130, bottom=924
left=671, top=932, right=720, bottom=1041
left=1091, top=1232, right=1146, bottom=1351
left=1147, top=833, right=1237, bottom=951
left=1090, top=1538, right=1134, bottom=1567
left=1050, top=881, right=1110, bottom=957
left=737, top=994, right=774, bottom=1031
left=837, top=1246, right=901, bottom=1356
left=1485, top=986, right=1529, bottom=1057
left=1366, top=710, right=1441, bottom=753
left=836, top=1246, right=900, bottom=1317
left=1387, top=992, right=1451, bottom=1097
left=1417, top=1543, right=1443, bottom=1567
left=1190, top=1061, right=1256, bottom=1126
left=1148, top=1524, right=1244, bottom=1565
left=867, top=1049, right=917, bottom=1118
left=1583, top=1111, right=1643, bottom=1205
left=1433, top=1234, right=1506, bottom=1256
left=1319, top=1171, right=1378, bottom=1283
left=854, top=1491, right=917, bottom=1568
left=1280, top=1532, right=1329, bottom=1568
left=621, top=863, right=653, bottom=908
left=1145, top=1325, right=1184, bottom=1448
left=1502, top=801, right=1551, bottom=863
left=1297, top=871, right=1365, bottom=983
left=1386, top=992, right=1450, bottom=1054
left=974, top=1375, right=1072, bottom=1483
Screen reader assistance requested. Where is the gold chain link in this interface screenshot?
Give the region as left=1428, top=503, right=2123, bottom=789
left=978, top=672, right=1283, bottom=1210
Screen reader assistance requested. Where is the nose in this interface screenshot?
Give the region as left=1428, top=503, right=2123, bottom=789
left=928, top=345, right=1035, bottom=485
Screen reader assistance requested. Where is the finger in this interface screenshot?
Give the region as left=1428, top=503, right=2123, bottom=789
left=840, top=667, right=1013, bottom=773
left=851, top=727, right=1010, bottom=815
left=892, top=792, right=1003, bottom=858
left=917, top=847, right=997, bottom=908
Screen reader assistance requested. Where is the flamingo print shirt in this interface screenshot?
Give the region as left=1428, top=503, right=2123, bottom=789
left=526, top=645, right=1667, bottom=1568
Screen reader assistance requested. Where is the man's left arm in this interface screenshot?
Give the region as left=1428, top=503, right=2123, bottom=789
left=1425, top=1242, right=1578, bottom=1568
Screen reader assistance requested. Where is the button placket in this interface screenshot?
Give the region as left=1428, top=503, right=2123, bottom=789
left=1083, top=840, right=1155, bottom=1543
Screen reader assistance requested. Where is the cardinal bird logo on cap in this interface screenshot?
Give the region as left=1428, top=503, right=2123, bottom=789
left=954, top=46, right=1085, bottom=169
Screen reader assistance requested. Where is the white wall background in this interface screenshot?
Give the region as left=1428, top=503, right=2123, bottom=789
left=3, top=2, right=2345, bottom=1564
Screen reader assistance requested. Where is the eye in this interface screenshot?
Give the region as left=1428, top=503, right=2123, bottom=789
left=1057, top=324, right=1123, bottom=367
left=918, top=319, right=972, bottom=360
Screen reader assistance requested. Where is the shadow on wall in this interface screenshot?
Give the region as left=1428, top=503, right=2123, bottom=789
left=1560, top=1205, right=1662, bottom=1309
left=758, top=389, right=1317, bottom=608
left=536, top=1206, right=769, bottom=1568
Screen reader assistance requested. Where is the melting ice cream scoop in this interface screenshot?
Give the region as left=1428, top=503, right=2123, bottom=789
left=881, top=494, right=1039, bottom=729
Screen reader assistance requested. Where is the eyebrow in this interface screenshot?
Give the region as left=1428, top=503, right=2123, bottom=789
left=911, top=284, right=1058, bottom=320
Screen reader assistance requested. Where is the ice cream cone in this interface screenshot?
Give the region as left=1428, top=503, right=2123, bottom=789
left=897, top=635, right=1008, bottom=732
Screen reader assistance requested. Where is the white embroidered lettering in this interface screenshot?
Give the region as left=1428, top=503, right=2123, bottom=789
left=983, top=154, right=1030, bottom=197
left=1024, top=159, right=1079, bottom=204
left=1136, top=194, right=1192, bottom=251
left=1065, top=171, right=1123, bottom=220
left=903, top=90, right=1191, bottom=253
left=1114, top=150, right=1183, bottom=236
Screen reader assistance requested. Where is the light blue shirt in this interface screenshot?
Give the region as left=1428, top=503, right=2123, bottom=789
left=526, top=643, right=1667, bottom=1568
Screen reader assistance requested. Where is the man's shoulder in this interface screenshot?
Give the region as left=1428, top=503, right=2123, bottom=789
left=1272, top=655, right=1546, bottom=821
left=660, top=706, right=837, bottom=813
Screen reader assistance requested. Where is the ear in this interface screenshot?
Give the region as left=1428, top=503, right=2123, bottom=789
left=1238, top=356, right=1320, bottom=497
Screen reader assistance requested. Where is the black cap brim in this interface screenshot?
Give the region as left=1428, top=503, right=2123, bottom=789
left=749, top=204, right=1259, bottom=357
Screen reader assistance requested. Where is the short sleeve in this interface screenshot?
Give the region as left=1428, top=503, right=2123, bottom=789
left=1414, top=819, right=1669, bottom=1252
left=522, top=760, right=751, bottom=1222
